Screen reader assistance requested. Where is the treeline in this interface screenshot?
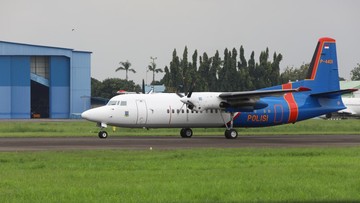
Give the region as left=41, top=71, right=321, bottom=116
left=160, top=46, right=289, bottom=92
left=91, top=78, right=141, bottom=99
left=92, top=45, right=358, bottom=99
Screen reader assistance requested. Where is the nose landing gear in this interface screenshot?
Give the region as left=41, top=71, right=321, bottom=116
left=98, top=131, right=108, bottom=139
left=97, top=122, right=108, bottom=139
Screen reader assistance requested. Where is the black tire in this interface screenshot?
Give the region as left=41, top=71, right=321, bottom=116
left=180, top=128, right=193, bottom=138
left=98, top=131, right=108, bottom=139
left=224, top=129, right=238, bottom=139
left=325, top=113, right=332, bottom=119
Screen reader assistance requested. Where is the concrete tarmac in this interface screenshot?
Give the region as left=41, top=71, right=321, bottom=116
left=1, top=135, right=360, bottom=151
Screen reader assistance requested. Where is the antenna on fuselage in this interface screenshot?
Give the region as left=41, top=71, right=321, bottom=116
left=142, top=79, right=145, bottom=94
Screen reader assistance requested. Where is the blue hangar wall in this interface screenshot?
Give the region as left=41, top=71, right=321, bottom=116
left=0, top=41, right=91, bottom=119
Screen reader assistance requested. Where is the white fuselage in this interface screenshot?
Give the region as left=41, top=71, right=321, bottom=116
left=82, top=93, right=233, bottom=128
left=339, top=97, right=360, bottom=116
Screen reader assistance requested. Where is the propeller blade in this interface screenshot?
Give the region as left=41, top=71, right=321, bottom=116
left=176, top=92, right=185, bottom=98
left=176, top=85, right=185, bottom=98
left=187, top=84, right=195, bottom=98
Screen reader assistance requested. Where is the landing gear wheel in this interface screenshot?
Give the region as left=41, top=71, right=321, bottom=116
left=180, top=128, right=193, bottom=138
left=98, top=131, right=108, bottom=139
left=224, top=129, right=238, bottom=139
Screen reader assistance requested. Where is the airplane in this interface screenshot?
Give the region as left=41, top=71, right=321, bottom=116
left=324, top=96, right=360, bottom=119
left=82, top=37, right=357, bottom=139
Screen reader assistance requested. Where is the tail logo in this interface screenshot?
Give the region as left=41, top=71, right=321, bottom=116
left=307, top=38, right=336, bottom=80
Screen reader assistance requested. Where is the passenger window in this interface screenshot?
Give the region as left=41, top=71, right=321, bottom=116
left=172, top=109, right=175, bottom=114
left=182, top=109, right=185, bottom=113
left=167, top=109, right=170, bottom=114
left=177, top=109, right=180, bottom=114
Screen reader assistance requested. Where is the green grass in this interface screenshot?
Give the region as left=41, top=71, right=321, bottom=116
left=0, top=119, right=360, bottom=137
left=1, top=147, right=360, bottom=202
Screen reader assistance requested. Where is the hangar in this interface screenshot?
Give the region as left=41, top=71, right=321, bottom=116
left=0, top=41, right=91, bottom=119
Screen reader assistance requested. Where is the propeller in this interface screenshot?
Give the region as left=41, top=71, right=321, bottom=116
left=178, top=83, right=196, bottom=110
left=176, top=85, right=185, bottom=98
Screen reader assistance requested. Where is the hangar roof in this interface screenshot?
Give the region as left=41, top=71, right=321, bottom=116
left=0, top=41, right=92, bottom=56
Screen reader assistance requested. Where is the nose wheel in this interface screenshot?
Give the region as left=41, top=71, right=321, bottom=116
left=98, top=131, right=108, bottom=139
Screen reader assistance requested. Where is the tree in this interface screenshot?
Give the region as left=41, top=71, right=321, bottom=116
left=115, top=60, right=136, bottom=81
left=270, top=52, right=282, bottom=86
left=350, top=63, right=360, bottom=80
left=98, top=78, right=141, bottom=99
left=161, top=66, right=171, bottom=88
left=280, top=64, right=309, bottom=83
left=91, top=78, right=103, bottom=97
left=238, top=45, right=253, bottom=90
left=180, top=46, right=190, bottom=92
left=168, top=49, right=182, bottom=92
left=208, top=51, right=221, bottom=91
left=148, top=60, right=163, bottom=85
left=197, top=53, right=211, bottom=91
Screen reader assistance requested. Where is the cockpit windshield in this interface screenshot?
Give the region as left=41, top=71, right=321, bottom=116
left=107, top=100, right=117, bottom=106
left=107, top=100, right=127, bottom=106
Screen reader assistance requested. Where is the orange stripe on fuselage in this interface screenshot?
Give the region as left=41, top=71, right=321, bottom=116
left=282, top=83, right=298, bottom=123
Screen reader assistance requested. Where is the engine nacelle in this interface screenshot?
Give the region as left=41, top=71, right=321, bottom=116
left=183, top=93, right=224, bottom=111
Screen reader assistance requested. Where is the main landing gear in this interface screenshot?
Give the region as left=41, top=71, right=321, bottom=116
left=179, top=127, right=238, bottom=139
left=224, top=112, right=238, bottom=139
left=180, top=128, right=193, bottom=138
left=224, top=128, right=238, bottom=139
left=179, top=112, right=238, bottom=139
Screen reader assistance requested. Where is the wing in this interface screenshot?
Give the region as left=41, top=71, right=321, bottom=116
left=218, top=86, right=310, bottom=109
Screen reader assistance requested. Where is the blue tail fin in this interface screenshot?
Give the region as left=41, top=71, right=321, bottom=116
left=304, top=37, right=340, bottom=94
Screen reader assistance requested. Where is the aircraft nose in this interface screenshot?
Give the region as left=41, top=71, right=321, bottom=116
left=81, top=109, right=92, bottom=120
left=81, top=107, right=108, bottom=122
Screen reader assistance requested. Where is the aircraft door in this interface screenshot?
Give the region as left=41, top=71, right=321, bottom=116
left=274, top=104, right=283, bottom=123
left=136, top=99, right=148, bottom=125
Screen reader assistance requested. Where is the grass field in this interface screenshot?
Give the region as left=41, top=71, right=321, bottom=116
left=1, top=119, right=360, bottom=202
left=1, top=147, right=360, bottom=202
left=0, top=119, right=360, bottom=137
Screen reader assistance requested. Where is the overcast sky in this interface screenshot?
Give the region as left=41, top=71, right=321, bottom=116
left=1, top=0, right=359, bottom=85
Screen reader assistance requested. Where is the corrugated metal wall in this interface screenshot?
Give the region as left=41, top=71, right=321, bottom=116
left=0, top=41, right=91, bottom=119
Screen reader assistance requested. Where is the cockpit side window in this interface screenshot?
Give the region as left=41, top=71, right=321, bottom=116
left=107, top=100, right=117, bottom=106
left=120, top=101, right=127, bottom=106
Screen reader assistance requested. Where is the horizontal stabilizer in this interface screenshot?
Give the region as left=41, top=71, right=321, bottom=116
left=311, top=88, right=358, bottom=97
